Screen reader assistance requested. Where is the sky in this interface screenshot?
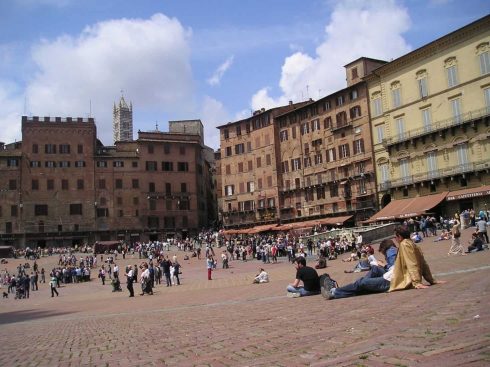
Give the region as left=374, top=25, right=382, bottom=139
left=0, top=0, right=488, bottom=149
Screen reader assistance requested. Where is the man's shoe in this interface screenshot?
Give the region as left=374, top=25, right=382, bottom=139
left=287, top=292, right=301, bottom=298
left=320, top=274, right=337, bottom=300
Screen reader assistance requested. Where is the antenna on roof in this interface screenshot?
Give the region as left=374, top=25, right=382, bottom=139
left=155, top=121, right=159, bottom=131
left=89, top=99, right=92, bottom=118
left=306, top=85, right=309, bottom=99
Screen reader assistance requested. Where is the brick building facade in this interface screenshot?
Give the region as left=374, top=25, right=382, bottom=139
left=0, top=116, right=215, bottom=248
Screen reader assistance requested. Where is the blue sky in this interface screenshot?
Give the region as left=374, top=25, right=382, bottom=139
left=0, top=0, right=488, bottom=148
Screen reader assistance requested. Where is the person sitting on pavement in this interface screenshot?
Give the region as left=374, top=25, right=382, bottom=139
left=320, top=227, right=445, bottom=300
left=253, top=268, right=269, bottom=284
left=342, top=249, right=358, bottom=262
left=286, top=257, right=321, bottom=298
left=315, top=256, right=327, bottom=269
left=344, top=252, right=371, bottom=273
left=466, top=232, right=484, bottom=253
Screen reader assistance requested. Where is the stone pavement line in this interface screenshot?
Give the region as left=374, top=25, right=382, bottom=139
left=434, top=264, right=490, bottom=276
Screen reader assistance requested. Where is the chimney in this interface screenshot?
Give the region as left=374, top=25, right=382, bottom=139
left=289, top=100, right=293, bottom=105
left=0, top=142, right=4, bottom=150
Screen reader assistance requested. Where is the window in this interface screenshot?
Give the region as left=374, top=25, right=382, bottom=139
left=237, top=162, right=243, bottom=173
left=34, top=205, right=48, bottom=216
left=446, top=65, right=458, bottom=87
left=32, top=144, right=38, bottom=154
left=223, top=129, right=229, bottom=139
left=353, top=139, right=364, bottom=154
left=77, top=144, right=83, bottom=154
left=7, top=158, right=19, bottom=167
left=351, top=67, right=358, bottom=79
left=456, top=143, right=469, bottom=166
left=149, top=182, right=156, bottom=192
left=301, top=123, right=309, bottom=135
left=311, top=119, right=320, bottom=132
left=350, top=106, right=361, bottom=119
left=179, top=145, right=186, bottom=155
left=234, top=144, right=245, bottom=154
left=372, top=96, right=382, bottom=117
left=45, top=161, right=56, bottom=168
left=165, top=183, right=171, bottom=194
left=98, top=179, right=106, bottom=189
left=236, top=125, right=241, bottom=136
left=162, top=161, right=173, bottom=171
left=11, top=205, right=18, bottom=217
left=314, top=153, right=323, bottom=165
left=303, top=157, right=311, bottom=168
left=395, top=117, right=405, bottom=139
left=280, top=130, right=288, bottom=142
left=358, top=179, right=367, bottom=195
left=47, top=179, right=54, bottom=190
left=245, top=123, right=250, bottom=133
left=324, top=117, right=332, bottom=129
left=400, top=159, right=410, bottom=182
left=422, top=108, right=432, bottom=132
left=97, top=208, right=109, bottom=217
left=451, top=98, right=462, bottom=123
left=225, top=146, right=232, bottom=157
left=427, top=151, right=438, bottom=178
left=256, top=157, right=261, bottom=168
left=281, top=161, right=289, bottom=173
left=268, top=198, right=275, bottom=208
left=149, top=200, right=156, bottom=211
left=59, top=161, right=70, bottom=168
left=164, top=216, right=175, bottom=228
left=380, top=163, right=390, bottom=184
left=339, top=144, right=350, bottom=159
left=350, top=89, right=358, bottom=100
left=9, top=179, right=17, bottom=190
left=59, top=144, right=70, bottom=154
left=115, top=179, right=122, bottom=189
left=292, top=158, right=301, bottom=171
left=75, top=160, right=85, bottom=168
left=32, top=179, right=39, bottom=190
left=147, top=145, right=154, bottom=154
left=70, top=204, right=82, bottom=215
left=291, top=126, right=297, bottom=139
left=479, top=50, right=490, bottom=75
left=178, top=162, right=189, bottom=172
left=132, top=179, right=139, bottom=189
left=327, top=148, right=336, bottom=162
left=30, top=161, right=40, bottom=168
left=225, top=164, right=231, bottom=175
left=225, top=185, right=235, bottom=196
left=336, top=95, right=344, bottom=106
left=336, top=111, right=347, bottom=126
left=266, top=154, right=271, bottom=166
left=164, top=143, right=171, bottom=154
left=97, top=161, right=108, bottom=168
left=485, top=88, right=490, bottom=112
left=391, top=87, right=401, bottom=108
left=113, top=161, right=124, bottom=168
left=133, top=197, right=139, bottom=205
left=239, top=182, right=245, bottom=193
left=247, top=181, right=254, bottom=193
left=146, top=161, right=157, bottom=171
left=418, top=76, right=428, bottom=98
left=77, top=179, right=84, bottom=190
left=247, top=141, right=252, bottom=152
left=257, top=178, right=263, bottom=190
left=376, top=124, right=384, bottom=144
left=45, top=144, right=56, bottom=154
left=132, top=161, right=138, bottom=168
left=61, top=179, right=68, bottom=190
left=180, top=183, right=187, bottom=193
left=247, top=160, right=253, bottom=171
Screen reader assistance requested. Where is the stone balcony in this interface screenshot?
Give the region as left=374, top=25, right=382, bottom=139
left=379, top=159, right=490, bottom=191
left=383, top=106, right=490, bottom=147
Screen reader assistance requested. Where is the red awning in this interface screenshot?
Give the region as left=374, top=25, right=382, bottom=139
left=446, top=185, right=490, bottom=201
left=367, top=192, right=448, bottom=222
left=272, top=215, right=352, bottom=231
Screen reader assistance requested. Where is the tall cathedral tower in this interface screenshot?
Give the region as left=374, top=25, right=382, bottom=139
left=113, top=96, right=133, bottom=142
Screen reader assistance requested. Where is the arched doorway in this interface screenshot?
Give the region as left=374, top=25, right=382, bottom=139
left=381, top=194, right=392, bottom=208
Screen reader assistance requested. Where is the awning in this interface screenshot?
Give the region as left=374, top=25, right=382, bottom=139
left=367, top=192, right=448, bottom=222
left=446, top=185, right=490, bottom=201
left=316, top=215, right=353, bottom=226
left=272, top=215, right=352, bottom=231
left=246, top=224, right=278, bottom=234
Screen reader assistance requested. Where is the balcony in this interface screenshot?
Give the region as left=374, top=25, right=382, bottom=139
left=331, top=120, right=353, bottom=133
left=379, top=159, right=489, bottom=191
left=383, top=107, right=490, bottom=147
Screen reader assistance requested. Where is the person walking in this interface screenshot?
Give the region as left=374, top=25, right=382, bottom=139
left=448, top=219, right=465, bottom=256
left=50, top=276, right=59, bottom=297
left=125, top=265, right=134, bottom=297
left=207, top=255, right=214, bottom=280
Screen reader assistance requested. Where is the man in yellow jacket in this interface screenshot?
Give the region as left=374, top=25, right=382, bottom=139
left=321, top=226, right=445, bottom=300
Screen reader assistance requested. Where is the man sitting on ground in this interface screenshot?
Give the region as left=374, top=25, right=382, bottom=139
left=286, top=257, right=320, bottom=298
left=321, top=226, right=445, bottom=300
left=466, top=232, right=484, bottom=253
left=253, top=268, right=269, bottom=283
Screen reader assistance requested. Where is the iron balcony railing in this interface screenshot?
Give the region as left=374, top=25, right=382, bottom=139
left=379, top=159, right=490, bottom=191
left=383, top=106, right=490, bottom=146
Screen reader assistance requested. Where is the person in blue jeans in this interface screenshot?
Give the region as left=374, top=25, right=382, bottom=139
left=286, top=257, right=320, bottom=297
left=321, top=239, right=398, bottom=300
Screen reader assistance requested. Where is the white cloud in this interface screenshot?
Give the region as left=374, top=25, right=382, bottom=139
left=200, top=95, right=230, bottom=149
left=251, top=0, right=412, bottom=109
left=0, top=80, right=24, bottom=144
left=11, top=13, right=194, bottom=145
left=207, top=55, right=234, bottom=86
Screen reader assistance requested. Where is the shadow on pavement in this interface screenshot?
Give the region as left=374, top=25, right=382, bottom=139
left=0, top=309, right=75, bottom=325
